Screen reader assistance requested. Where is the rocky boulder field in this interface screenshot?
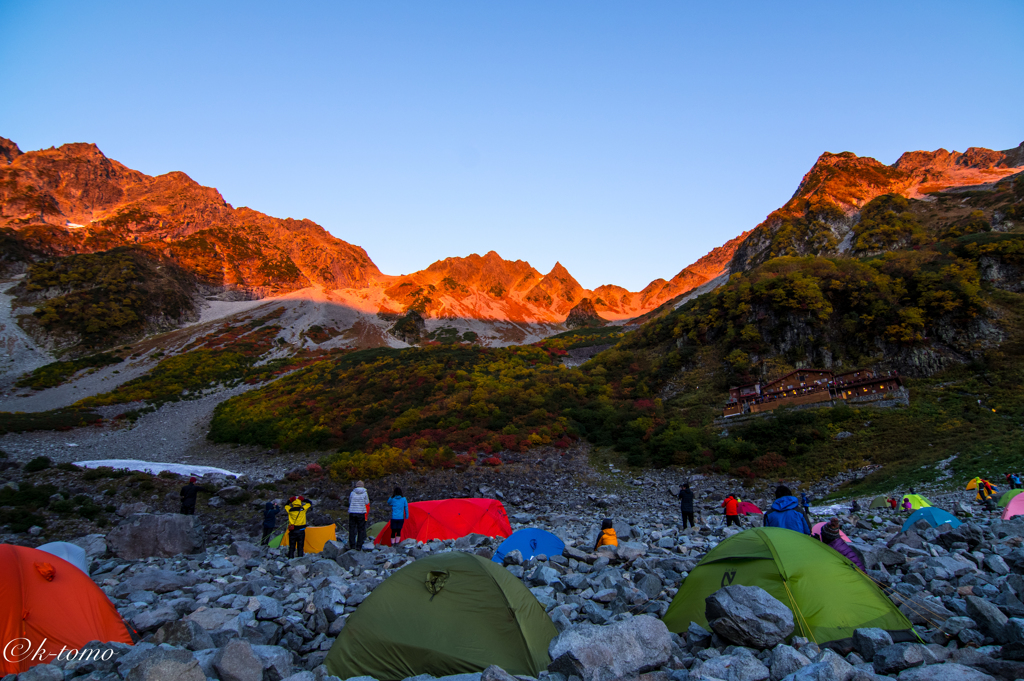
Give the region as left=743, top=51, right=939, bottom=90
left=4, top=456, right=1024, bottom=681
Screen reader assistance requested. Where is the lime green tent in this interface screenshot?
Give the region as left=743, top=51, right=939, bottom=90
left=367, top=521, right=388, bottom=540
left=325, top=552, right=557, bottom=681
left=869, top=496, right=890, bottom=509
left=267, top=532, right=284, bottom=548
left=999, top=489, right=1023, bottom=507
left=662, top=528, right=913, bottom=644
left=903, top=494, right=931, bottom=510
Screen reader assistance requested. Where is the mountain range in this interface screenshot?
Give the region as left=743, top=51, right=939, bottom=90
left=1, top=135, right=1022, bottom=357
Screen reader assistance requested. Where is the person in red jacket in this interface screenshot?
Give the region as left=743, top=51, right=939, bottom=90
left=721, top=494, right=740, bottom=527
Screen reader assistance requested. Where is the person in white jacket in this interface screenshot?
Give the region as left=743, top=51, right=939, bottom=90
left=348, top=481, right=370, bottom=550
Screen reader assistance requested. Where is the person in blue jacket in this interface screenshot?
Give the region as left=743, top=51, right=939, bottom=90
left=386, top=487, right=409, bottom=546
left=764, top=486, right=811, bottom=534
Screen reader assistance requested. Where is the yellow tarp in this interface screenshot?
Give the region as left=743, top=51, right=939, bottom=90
left=280, top=524, right=337, bottom=553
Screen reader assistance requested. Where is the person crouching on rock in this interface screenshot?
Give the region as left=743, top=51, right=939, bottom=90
left=180, top=477, right=199, bottom=515
left=386, top=486, right=408, bottom=546
left=594, top=519, right=618, bottom=551
left=349, top=480, right=370, bottom=551
left=261, top=500, right=280, bottom=546
left=285, top=495, right=311, bottom=559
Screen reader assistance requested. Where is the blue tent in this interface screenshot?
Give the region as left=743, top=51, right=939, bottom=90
left=902, top=507, right=961, bottom=533
left=492, top=528, right=565, bottom=564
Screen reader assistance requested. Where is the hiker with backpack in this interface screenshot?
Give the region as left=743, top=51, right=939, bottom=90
left=678, top=483, right=696, bottom=530
left=386, top=487, right=408, bottom=546
left=349, top=480, right=371, bottom=551
left=763, top=486, right=811, bottom=534
left=817, top=516, right=865, bottom=570
left=721, top=494, right=740, bottom=527
left=284, top=495, right=312, bottom=559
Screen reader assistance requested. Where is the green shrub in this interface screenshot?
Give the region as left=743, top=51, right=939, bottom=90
left=24, top=456, right=52, bottom=472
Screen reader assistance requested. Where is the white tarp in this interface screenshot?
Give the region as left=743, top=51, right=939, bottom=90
left=36, top=541, right=89, bottom=575
left=72, top=459, right=240, bottom=478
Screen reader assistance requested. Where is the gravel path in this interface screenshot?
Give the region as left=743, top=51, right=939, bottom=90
left=0, top=382, right=314, bottom=480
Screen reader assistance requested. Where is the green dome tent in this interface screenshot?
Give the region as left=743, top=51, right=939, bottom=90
left=869, top=496, right=890, bottom=509
left=999, top=489, right=1023, bottom=507
left=367, top=521, right=388, bottom=540
left=662, top=528, right=913, bottom=644
left=325, top=552, right=557, bottom=681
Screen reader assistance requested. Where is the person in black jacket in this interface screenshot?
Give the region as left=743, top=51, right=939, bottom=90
left=678, top=483, right=695, bottom=530
left=261, top=501, right=280, bottom=545
left=180, top=477, right=199, bottom=515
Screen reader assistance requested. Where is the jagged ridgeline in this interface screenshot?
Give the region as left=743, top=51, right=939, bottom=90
left=209, top=172, right=1024, bottom=486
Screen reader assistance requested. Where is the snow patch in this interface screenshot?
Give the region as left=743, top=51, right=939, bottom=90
left=73, top=458, right=241, bottom=478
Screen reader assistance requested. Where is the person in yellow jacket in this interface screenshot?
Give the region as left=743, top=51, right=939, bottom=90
left=594, top=519, right=618, bottom=551
left=285, top=495, right=312, bottom=559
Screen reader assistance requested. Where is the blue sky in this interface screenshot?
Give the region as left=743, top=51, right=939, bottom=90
left=1, top=2, right=1021, bottom=290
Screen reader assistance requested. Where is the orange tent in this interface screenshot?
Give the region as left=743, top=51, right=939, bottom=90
left=0, top=544, right=133, bottom=674
left=374, top=498, right=512, bottom=545
left=279, top=524, right=337, bottom=553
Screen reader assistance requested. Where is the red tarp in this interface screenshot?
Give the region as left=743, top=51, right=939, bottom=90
left=374, top=498, right=513, bottom=545
left=737, top=502, right=762, bottom=515
left=0, top=544, right=133, bottom=674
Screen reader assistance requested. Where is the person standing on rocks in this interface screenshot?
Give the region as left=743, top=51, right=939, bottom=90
left=763, top=486, right=811, bottom=534
left=261, top=500, right=280, bottom=545
left=179, top=477, right=199, bottom=515
left=386, top=487, right=409, bottom=546
left=285, top=495, right=311, bottom=559
left=721, top=494, right=740, bottom=527
left=678, top=483, right=695, bottom=530
left=349, top=480, right=371, bottom=551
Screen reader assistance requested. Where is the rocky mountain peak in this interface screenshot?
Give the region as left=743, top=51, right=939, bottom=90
left=0, top=136, right=22, bottom=164
left=565, top=297, right=606, bottom=329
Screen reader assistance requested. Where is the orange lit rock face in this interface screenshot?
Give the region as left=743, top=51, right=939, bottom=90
left=731, top=141, right=1024, bottom=271
left=0, top=137, right=734, bottom=325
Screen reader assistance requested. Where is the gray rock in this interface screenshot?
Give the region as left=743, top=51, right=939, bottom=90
left=617, top=542, right=648, bottom=562
left=965, top=595, right=1008, bottom=643
left=336, top=550, right=375, bottom=570
left=637, top=574, right=663, bottom=600
left=781, top=649, right=854, bottom=681
left=185, top=607, right=243, bottom=631
left=251, top=645, right=295, bottom=681
left=107, top=514, right=205, bottom=559
left=872, top=644, right=926, bottom=675
left=695, top=653, right=770, bottom=680
left=280, top=673, right=315, bottom=681
left=214, top=639, right=265, bottom=681
left=852, top=628, right=893, bottom=662
left=70, top=534, right=108, bottom=558
left=548, top=615, right=672, bottom=681
left=114, top=570, right=195, bottom=597
left=896, top=663, right=996, bottom=680
left=17, top=665, right=64, bottom=681
left=229, top=541, right=261, bottom=560
left=218, top=486, right=248, bottom=501
left=503, top=549, right=524, bottom=566
left=769, top=645, right=811, bottom=681
left=152, top=620, right=216, bottom=650
left=131, top=606, right=180, bottom=633
left=706, top=586, right=795, bottom=650
left=480, top=665, right=519, bottom=681
left=124, top=648, right=205, bottom=681
left=320, top=541, right=347, bottom=560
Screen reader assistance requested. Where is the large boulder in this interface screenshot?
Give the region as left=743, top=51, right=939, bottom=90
left=896, top=663, right=996, bottom=681
left=693, top=653, right=770, bottom=681
left=547, top=615, right=671, bottom=681
left=107, top=514, right=205, bottom=559
left=769, top=644, right=811, bottom=680
left=872, top=643, right=926, bottom=675
left=213, top=639, right=264, bottom=681
left=965, top=596, right=1009, bottom=643
left=706, top=585, right=795, bottom=649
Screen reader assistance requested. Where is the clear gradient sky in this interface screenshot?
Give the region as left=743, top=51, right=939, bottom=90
left=1, top=2, right=1022, bottom=290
